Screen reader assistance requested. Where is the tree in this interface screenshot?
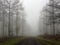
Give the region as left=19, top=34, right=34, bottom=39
left=4, top=0, right=21, bottom=36
left=41, top=0, right=60, bottom=35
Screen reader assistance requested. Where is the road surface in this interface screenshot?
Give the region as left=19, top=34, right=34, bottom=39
left=15, top=37, right=42, bottom=45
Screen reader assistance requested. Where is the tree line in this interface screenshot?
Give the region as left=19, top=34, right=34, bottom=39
left=39, top=0, right=60, bottom=36
left=0, top=0, right=25, bottom=37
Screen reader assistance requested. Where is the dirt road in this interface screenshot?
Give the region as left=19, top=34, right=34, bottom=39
left=15, top=37, right=42, bottom=45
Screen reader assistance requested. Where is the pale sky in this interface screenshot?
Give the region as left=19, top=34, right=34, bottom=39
left=22, top=0, right=49, bottom=36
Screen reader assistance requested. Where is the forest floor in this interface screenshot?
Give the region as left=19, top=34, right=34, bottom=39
left=0, top=37, right=60, bottom=45
left=0, top=37, right=25, bottom=45
left=37, top=37, right=60, bottom=45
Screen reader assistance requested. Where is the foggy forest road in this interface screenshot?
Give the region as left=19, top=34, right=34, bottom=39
left=15, top=37, right=42, bottom=45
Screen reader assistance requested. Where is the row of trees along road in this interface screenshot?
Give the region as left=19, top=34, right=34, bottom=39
left=0, top=0, right=25, bottom=37
left=40, top=0, right=60, bottom=36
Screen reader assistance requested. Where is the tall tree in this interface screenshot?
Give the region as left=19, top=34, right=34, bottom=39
left=41, top=0, right=60, bottom=35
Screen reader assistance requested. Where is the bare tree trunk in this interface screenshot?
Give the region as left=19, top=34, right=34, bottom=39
left=2, top=0, right=5, bottom=37
left=22, top=14, right=24, bottom=36
left=52, top=0, right=55, bottom=35
left=45, top=17, right=47, bottom=34
left=50, top=0, right=55, bottom=35
left=16, top=12, right=18, bottom=37
left=8, top=3, right=11, bottom=36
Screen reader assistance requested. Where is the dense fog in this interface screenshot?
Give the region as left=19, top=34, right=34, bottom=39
left=0, top=0, right=60, bottom=37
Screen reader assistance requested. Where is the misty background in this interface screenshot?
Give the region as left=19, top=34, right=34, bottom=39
left=22, top=0, right=49, bottom=36
left=0, top=0, right=49, bottom=36
left=0, top=0, right=60, bottom=37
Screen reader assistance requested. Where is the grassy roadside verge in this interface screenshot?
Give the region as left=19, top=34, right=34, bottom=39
left=0, top=37, right=25, bottom=45
left=37, top=37, right=60, bottom=45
